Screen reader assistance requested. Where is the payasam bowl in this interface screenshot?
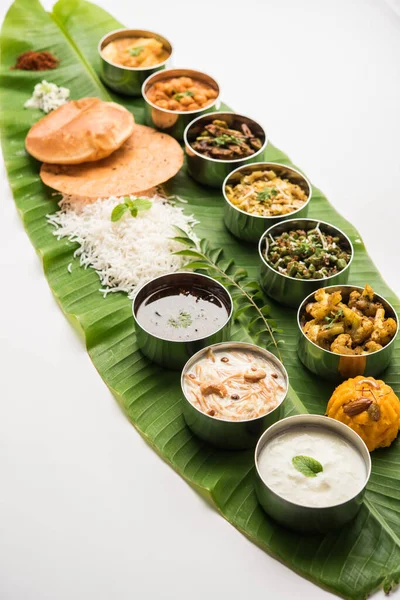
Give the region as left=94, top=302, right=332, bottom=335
left=181, top=341, right=288, bottom=450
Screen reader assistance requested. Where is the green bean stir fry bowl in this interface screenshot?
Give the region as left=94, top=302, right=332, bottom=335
left=258, top=219, right=353, bottom=308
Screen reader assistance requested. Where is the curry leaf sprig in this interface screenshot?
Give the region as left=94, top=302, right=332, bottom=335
left=111, top=197, right=152, bottom=222
left=172, top=227, right=283, bottom=358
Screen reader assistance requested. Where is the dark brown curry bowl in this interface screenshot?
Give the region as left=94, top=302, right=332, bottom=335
left=184, top=112, right=268, bottom=188
left=141, top=68, right=220, bottom=140
left=297, top=285, right=398, bottom=381
left=98, top=28, right=172, bottom=96
left=132, top=271, right=233, bottom=371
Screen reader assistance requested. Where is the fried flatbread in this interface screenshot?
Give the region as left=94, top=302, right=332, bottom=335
left=26, top=98, right=135, bottom=164
left=40, top=124, right=184, bottom=198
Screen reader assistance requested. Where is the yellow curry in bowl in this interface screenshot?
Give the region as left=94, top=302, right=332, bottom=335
left=101, top=37, right=170, bottom=68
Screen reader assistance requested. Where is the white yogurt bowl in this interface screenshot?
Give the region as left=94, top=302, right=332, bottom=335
left=254, top=414, right=371, bottom=533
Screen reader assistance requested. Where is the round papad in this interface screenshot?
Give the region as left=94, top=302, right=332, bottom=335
left=40, top=125, right=184, bottom=198
left=26, top=98, right=135, bottom=165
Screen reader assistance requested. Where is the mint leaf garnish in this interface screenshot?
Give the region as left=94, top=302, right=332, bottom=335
left=292, top=455, right=323, bottom=478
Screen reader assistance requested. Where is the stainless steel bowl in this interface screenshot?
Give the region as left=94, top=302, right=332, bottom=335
left=297, top=285, right=398, bottom=381
left=132, top=272, right=232, bottom=371
left=181, top=341, right=288, bottom=449
left=258, top=219, right=353, bottom=308
left=255, top=414, right=371, bottom=533
left=98, top=29, right=172, bottom=96
left=142, top=68, right=220, bottom=140
left=184, top=112, right=268, bottom=188
left=223, top=162, right=312, bottom=243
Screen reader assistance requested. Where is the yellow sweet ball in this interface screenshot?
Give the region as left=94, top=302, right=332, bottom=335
left=326, top=376, right=400, bottom=452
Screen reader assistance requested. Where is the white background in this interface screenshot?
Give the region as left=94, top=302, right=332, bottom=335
left=1, top=0, right=400, bottom=599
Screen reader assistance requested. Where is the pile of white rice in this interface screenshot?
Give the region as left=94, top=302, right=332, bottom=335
left=47, top=193, right=197, bottom=299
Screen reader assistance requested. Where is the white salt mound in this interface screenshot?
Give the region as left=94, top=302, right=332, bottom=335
left=47, top=193, right=197, bottom=299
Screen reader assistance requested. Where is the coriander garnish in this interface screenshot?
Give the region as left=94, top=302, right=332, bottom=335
left=256, top=187, right=278, bottom=202
left=173, top=90, right=194, bottom=101
left=168, top=310, right=192, bottom=329
left=292, top=455, right=323, bottom=478
left=128, top=46, right=144, bottom=57
left=213, top=134, right=243, bottom=147
left=322, top=308, right=344, bottom=330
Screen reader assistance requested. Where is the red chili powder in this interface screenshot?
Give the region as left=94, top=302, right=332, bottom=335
left=12, top=51, right=59, bottom=71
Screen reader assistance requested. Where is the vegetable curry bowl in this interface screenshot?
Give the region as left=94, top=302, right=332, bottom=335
left=99, top=29, right=172, bottom=96
left=223, top=162, right=312, bottom=243
left=258, top=219, right=353, bottom=308
left=184, top=112, right=268, bottom=188
left=297, top=285, right=398, bottom=381
left=142, top=68, right=220, bottom=140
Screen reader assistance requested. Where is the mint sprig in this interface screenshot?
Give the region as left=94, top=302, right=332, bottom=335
left=111, top=197, right=152, bottom=222
left=292, top=455, right=323, bottom=478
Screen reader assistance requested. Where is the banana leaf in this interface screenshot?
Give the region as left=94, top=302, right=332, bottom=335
left=1, top=1, right=400, bottom=598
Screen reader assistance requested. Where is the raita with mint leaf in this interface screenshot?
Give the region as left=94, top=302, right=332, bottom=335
left=257, top=426, right=367, bottom=507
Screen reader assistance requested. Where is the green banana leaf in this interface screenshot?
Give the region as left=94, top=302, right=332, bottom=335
left=1, top=1, right=400, bottom=598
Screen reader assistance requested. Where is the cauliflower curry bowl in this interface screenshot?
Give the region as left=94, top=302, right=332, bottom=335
left=297, top=284, right=398, bottom=381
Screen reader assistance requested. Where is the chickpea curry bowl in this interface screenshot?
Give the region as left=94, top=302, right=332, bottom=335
left=297, top=284, right=398, bottom=381
left=142, top=68, right=220, bottom=140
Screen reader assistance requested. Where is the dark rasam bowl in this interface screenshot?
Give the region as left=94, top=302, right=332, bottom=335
left=184, top=112, right=268, bottom=188
left=142, top=68, right=220, bottom=140
left=98, top=28, right=172, bottom=96
left=258, top=219, right=353, bottom=308
left=132, top=272, right=233, bottom=371
left=255, top=414, right=371, bottom=533
left=181, top=341, right=289, bottom=450
left=223, top=162, right=312, bottom=244
left=297, top=285, right=398, bottom=381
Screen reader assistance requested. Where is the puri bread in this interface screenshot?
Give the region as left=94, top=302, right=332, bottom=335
left=26, top=98, right=135, bottom=164
left=40, top=124, right=184, bottom=198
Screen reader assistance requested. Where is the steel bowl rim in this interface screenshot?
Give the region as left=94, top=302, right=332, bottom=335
left=258, top=218, right=354, bottom=283
left=183, top=111, right=268, bottom=164
left=297, top=284, right=399, bottom=358
left=98, top=28, right=173, bottom=72
left=132, top=271, right=233, bottom=343
left=181, top=340, right=289, bottom=424
left=254, top=413, right=371, bottom=510
left=222, top=162, right=313, bottom=220
left=141, top=68, right=220, bottom=116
